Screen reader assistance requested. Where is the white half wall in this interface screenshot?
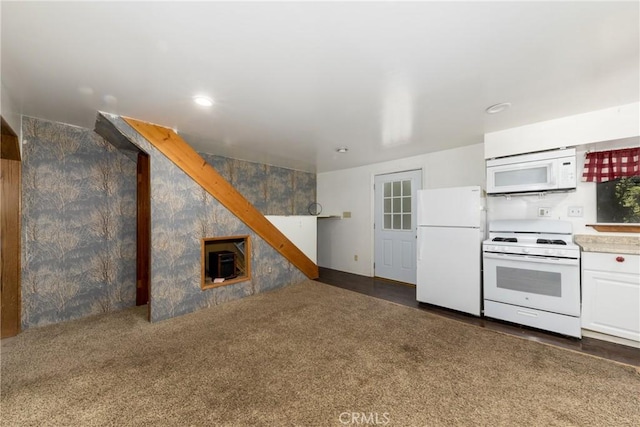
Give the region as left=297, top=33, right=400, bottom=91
left=317, top=143, right=485, bottom=276
left=265, top=215, right=317, bottom=264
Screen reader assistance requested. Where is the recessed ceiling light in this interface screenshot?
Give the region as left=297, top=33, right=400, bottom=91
left=193, top=96, right=214, bottom=107
left=336, top=147, right=349, bottom=153
left=485, top=102, right=511, bottom=114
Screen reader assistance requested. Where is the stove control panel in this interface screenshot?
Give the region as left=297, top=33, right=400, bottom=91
left=483, top=243, right=579, bottom=259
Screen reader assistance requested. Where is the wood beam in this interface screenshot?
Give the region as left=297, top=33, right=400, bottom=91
left=123, top=117, right=318, bottom=280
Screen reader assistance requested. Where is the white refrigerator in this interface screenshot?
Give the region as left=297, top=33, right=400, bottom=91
left=416, top=186, right=485, bottom=316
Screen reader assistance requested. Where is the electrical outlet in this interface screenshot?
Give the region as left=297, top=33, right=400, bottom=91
left=354, top=255, right=358, bottom=261
left=538, top=207, right=551, bottom=217
left=568, top=206, right=583, bottom=217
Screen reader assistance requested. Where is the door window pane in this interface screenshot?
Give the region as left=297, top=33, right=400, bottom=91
left=393, top=181, right=401, bottom=196
left=393, top=214, right=402, bottom=229
left=402, top=214, right=411, bottom=230
left=393, top=198, right=401, bottom=212
left=402, top=180, right=411, bottom=196
left=402, top=196, right=411, bottom=213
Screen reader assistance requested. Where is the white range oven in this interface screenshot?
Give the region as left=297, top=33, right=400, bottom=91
left=483, top=219, right=581, bottom=338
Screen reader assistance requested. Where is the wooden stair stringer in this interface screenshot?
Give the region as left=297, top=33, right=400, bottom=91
left=123, top=117, right=319, bottom=280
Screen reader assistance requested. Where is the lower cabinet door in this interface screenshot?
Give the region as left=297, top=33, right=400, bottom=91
left=582, top=269, right=640, bottom=342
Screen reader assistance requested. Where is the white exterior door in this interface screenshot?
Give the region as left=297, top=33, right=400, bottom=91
left=374, top=170, right=421, bottom=284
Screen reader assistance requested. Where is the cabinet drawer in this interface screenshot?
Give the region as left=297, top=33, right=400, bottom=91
left=582, top=252, right=639, bottom=275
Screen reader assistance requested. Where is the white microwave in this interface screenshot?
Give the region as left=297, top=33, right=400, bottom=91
left=486, top=148, right=577, bottom=195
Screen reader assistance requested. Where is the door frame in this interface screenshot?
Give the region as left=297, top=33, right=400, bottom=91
left=136, top=152, right=151, bottom=320
left=1, top=117, right=21, bottom=338
left=371, top=168, right=423, bottom=284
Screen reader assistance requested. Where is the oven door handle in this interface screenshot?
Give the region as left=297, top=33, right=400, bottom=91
left=483, top=252, right=579, bottom=266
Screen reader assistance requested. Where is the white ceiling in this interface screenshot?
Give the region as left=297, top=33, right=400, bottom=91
left=2, top=1, right=638, bottom=173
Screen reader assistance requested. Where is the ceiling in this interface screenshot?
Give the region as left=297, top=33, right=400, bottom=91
left=2, top=1, right=638, bottom=173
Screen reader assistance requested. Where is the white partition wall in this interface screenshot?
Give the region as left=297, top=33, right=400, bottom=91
left=265, top=216, right=317, bottom=263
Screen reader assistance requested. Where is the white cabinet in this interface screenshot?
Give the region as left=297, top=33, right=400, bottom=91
left=581, top=252, right=640, bottom=342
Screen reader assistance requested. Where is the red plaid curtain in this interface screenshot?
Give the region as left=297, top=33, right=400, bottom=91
left=582, top=147, right=640, bottom=182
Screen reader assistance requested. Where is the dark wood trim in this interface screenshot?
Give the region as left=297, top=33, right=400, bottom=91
left=1, top=158, right=21, bottom=337
left=586, top=224, right=640, bottom=233
left=136, top=152, right=150, bottom=313
left=1, top=117, right=20, bottom=161
left=123, top=117, right=318, bottom=280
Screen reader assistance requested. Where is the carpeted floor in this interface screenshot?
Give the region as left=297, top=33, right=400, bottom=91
left=1, top=281, right=639, bottom=426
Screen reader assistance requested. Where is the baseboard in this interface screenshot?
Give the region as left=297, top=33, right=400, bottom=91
left=582, top=329, right=640, bottom=349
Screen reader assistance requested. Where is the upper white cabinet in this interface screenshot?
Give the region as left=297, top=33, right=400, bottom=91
left=484, top=102, right=639, bottom=159
left=581, top=251, right=640, bottom=343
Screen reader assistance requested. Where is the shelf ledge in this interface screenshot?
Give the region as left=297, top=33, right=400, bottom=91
left=586, top=224, right=640, bottom=233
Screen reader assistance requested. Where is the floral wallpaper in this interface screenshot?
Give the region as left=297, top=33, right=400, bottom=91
left=21, top=114, right=313, bottom=328
left=99, top=113, right=308, bottom=322
left=21, top=117, right=137, bottom=328
left=200, top=153, right=316, bottom=215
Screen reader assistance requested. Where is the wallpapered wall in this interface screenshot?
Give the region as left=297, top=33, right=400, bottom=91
left=21, top=115, right=314, bottom=328
left=21, top=117, right=137, bottom=328
left=201, top=153, right=316, bottom=215
left=99, top=113, right=308, bottom=322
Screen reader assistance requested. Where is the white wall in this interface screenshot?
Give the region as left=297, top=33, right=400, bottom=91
left=317, top=143, right=484, bottom=276
left=319, top=101, right=640, bottom=277
left=1, top=80, right=22, bottom=144
left=487, top=137, right=640, bottom=236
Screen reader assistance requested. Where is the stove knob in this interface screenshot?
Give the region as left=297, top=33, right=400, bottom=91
left=558, top=250, right=566, bottom=256
left=522, top=247, right=530, bottom=254
left=545, top=248, right=555, bottom=255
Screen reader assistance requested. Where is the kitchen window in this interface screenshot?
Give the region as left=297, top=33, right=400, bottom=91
left=597, top=176, right=640, bottom=223
left=583, top=147, right=640, bottom=226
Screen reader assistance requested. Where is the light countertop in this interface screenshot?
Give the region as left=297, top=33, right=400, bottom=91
left=574, top=235, right=640, bottom=255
